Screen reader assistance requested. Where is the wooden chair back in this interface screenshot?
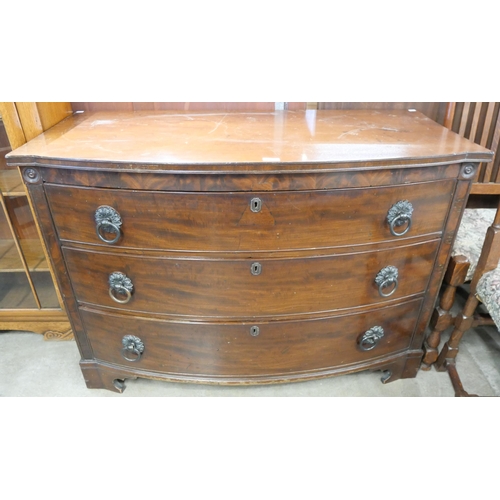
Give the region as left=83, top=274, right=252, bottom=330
left=445, top=103, right=500, bottom=196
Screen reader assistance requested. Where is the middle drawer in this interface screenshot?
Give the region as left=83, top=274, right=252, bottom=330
left=63, top=239, right=439, bottom=318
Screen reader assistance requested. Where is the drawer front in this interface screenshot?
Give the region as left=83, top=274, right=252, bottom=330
left=81, top=298, right=422, bottom=377
left=63, top=240, right=439, bottom=318
left=46, top=180, right=455, bottom=252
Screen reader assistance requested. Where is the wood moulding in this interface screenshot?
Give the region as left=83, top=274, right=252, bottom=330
left=0, top=320, right=74, bottom=341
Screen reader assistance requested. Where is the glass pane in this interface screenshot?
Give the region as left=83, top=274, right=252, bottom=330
left=31, top=272, right=60, bottom=309
left=0, top=120, right=23, bottom=196
left=0, top=113, right=60, bottom=311
left=0, top=196, right=24, bottom=271
left=0, top=271, right=38, bottom=309
left=0, top=204, right=38, bottom=309
left=3, top=195, right=48, bottom=271
left=1, top=195, right=59, bottom=309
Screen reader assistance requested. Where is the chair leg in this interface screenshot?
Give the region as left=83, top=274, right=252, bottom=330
left=447, top=363, right=478, bottom=397
left=421, top=256, right=470, bottom=370
left=435, top=292, right=480, bottom=396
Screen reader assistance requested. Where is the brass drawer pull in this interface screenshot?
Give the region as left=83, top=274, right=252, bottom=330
left=122, top=335, right=144, bottom=361
left=251, top=262, right=262, bottom=275
left=109, top=271, right=134, bottom=304
left=95, top=205, right=122, bottom=244
left=375, top=266, right=399, bottom=297
left=359, top=326, right=384, bottom=351
left=387, top=200, right=413, bottom=237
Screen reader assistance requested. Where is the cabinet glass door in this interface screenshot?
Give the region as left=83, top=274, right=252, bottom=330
left=0, top=115, right=60, bottom=312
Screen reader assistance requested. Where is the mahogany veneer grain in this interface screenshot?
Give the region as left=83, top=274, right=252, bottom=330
left=6, top=110, right=493, bottom=392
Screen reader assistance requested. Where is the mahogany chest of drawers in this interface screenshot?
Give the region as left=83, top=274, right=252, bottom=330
left=6, top=109, right=493, bottom=392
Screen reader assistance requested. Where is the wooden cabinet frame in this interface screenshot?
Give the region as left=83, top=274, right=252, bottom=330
left=0, top=102, right=73, bottom=339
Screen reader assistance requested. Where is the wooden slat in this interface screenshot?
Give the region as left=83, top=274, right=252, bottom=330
left=480, top=103, right=496, bottom=147
left=490, top=109, right=500, bottom=184
left=479, top=103, right=498, bottom=183
left=3, top=102, right=73, bottom=141
left=451, top=102, right=463, bottom=133
left=470, top=183, right=500, bottom=195
left=469, top=102, right=482, bottom=143
left=36, top=102, right=73, bottom=131
left=475, top=103, right=488, bottom=182
left=15, top=102, right=43, bottom=142
left=0, top=102, right=26, bottom=149
left=444, top=102, right=456, bottom=129
left=447, top=102, right=500, bottom=189
left=0, top=308, right=67, bottom=320
left=459, top=102, right=471, bottom=137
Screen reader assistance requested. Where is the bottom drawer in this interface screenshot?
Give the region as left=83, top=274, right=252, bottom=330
left=81, top=299, right=423, bottom=379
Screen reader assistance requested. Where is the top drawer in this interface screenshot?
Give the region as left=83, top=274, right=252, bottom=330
left=45, top=180, right=455, bottom=253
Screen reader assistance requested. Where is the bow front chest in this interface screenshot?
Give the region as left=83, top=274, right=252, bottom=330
left=6, top=110, right=493, bottom=392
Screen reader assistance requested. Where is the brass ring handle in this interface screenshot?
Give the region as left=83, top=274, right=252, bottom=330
left=375, top=266, right=399, bottom=298
left=389, top=214, right=412, bottom=237
left=122, top=346, right=142, bottom=361
left=109, top=285, right=132, bottom=304
left=96, top=220, right=121, bottom=244
left=121, top=335, right=144, bottom=361
left=387, top=200, right=413, bottom=237
left=108, top=272, right=134, bottom=304
left=95, top=206, right=122, bottom=244
left=359, top=326, right=385, bottom=351
left=378, top=278, right=398, bottom=297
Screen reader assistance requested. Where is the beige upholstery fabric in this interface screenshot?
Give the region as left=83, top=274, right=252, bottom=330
left=452, top=208, right=500, bottom=328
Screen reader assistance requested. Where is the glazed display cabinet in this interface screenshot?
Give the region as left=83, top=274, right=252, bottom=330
left=0, top=104, right=72, bottom=339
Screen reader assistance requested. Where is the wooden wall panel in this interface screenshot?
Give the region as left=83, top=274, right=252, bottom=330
left=72, top=103, right=450, bottom=118
left=0, top=118, right=10, bottom=149
left=287, top=102, right=308, bottom=110
left=0, top=102, right=26, bottom=149
left=318, top=102, right=448, bottom=125
left=36, top=102, right=73, bottom=131
left=15, top=103, right=44, bottom=141
left=71, top=102, right=277, bottom=113
left=1, top=102, right=74, bottom=148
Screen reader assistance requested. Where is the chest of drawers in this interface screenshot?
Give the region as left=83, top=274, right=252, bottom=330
left=6, top=109, right=493, bottom=392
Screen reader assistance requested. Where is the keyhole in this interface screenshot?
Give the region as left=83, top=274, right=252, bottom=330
left=250, top=326, right=260, bottom=337
left=251, top=197, right=262, bottom=213
left=251, top=262, right=262, bottom=275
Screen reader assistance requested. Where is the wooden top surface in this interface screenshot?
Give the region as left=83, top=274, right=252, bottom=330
left=6, top=109, right=493, bottom=170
